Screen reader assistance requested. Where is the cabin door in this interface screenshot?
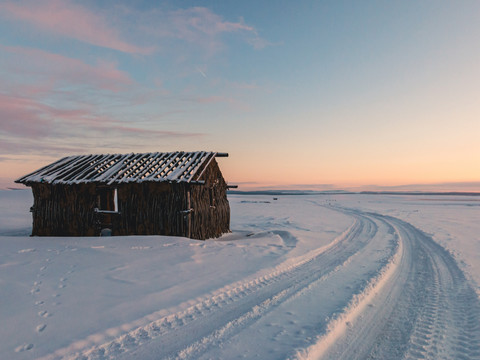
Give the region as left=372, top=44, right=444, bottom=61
left=95, top=187, right=118, bottom=235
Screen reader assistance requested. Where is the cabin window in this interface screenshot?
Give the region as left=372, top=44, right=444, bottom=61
left=96, top=187, right=118, bottom=212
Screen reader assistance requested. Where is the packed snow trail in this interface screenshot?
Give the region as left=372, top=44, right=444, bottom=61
left=299, top=205, right=480, bottom=360
left=35, top=202, right=480, bottom=360
left=46, top=206, right=398, bottom=359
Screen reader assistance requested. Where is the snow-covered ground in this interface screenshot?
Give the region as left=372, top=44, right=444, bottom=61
left=0, top=190, right=479, bottom=359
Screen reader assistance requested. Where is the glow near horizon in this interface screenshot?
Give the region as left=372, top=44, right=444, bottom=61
left=0, top=1, right=479, bottom=190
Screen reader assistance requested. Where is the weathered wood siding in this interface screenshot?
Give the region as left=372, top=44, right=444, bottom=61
left=28, top=159, right=230, bottom=239
left=190, top=159, right=230, bottom=239
left=114, top=182, right=187, bottom=237
left=31, top=183, right=97, bottom=236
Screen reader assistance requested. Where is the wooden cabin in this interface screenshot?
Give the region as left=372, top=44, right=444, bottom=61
left=15, top=151, right=233, bottom=240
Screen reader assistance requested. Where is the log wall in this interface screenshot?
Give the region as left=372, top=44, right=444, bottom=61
left=190, top=159, right=230, bottom=239
left=28, top=159, right=230, bottom=239
left=31, top=183, right=97, bottom=236
left=114, top=182, right=187, bottom=237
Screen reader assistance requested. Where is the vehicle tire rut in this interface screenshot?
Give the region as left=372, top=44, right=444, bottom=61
left=323, top=209, right=480, bottom=360
left=59, top=211, right=395, bottom=360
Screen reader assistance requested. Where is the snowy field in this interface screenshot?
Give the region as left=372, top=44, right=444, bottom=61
left=1, top=190, right=479, bottom=359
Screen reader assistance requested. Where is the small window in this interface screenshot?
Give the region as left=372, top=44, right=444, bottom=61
left=96, top=187, right=118, bottom=212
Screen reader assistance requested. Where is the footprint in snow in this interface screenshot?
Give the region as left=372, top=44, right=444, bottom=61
left=38, top=310, right=50, bottom=318
left=30, top=287, right=40, bottom=295
left=30, top=280, right=43, bottom=294
left=15, top=343, right=34, bottom=352
left=36, top=324, right=47, bottom=333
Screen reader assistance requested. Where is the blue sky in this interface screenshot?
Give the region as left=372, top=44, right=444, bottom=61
left=1, top=0, right=479, bottom=189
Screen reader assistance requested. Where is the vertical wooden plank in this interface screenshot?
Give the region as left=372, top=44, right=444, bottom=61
left=187, top=188, right=191, bottom=239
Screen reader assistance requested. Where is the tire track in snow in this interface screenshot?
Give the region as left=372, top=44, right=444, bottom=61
left=123, top=210, right=396, bottom=360
left=41, top=210, right=394, bottom=360
left=394, top=216, right=480, bottom=360
left=41, top=204, right=479, bottom=360
left=300, top=207, right=480, bottom=360
left=177, top=207, right=399, bottom=360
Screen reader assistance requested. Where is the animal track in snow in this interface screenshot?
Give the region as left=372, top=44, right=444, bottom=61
left=15, top=343, right=34, bottom=352
left=38, top=310, right=50, bottom=318
left=36, top=324, right=47, bottom=333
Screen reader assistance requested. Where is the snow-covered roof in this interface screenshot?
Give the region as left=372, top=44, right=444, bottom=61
left=15, top=151, right=227, bottom=185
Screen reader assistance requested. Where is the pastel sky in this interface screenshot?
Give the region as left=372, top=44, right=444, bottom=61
left=1, top=0, right=479, bottom=190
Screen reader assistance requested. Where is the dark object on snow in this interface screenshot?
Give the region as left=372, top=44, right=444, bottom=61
left=100, top=228, right=112, bottom=237
left=15, top=151, right=233, bottom=240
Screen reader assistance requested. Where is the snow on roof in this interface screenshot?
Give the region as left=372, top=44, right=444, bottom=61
left=15, top=151, right=226, bottom=185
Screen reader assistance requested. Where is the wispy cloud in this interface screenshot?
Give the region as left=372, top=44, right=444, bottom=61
left=0, top=2, right=266, bottom=56
left=1, top=46, right=133, bottom=92
left=0, top=1, right=265, bottom=181
left=137, top=6, right=267, bottom=56
left=0, top=94, right=54, bottom=138
left=0, top=0, right=153, bottom=54
left=0, top=41, right=204, bottom=157
left=0, top=96, right=204, bottom=159
left=166, top=8, right=256, bottom=39
left=0, top=137, right=87, bottom=157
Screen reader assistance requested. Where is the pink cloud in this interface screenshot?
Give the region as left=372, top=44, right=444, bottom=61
left=0, top=93, right=102, bottom=139
left=0, top=2, right=266, bottom=58
left=0, top=0, right=153, bottom=54
left=2, top=46, right=133, bottom=92
left=0, top=92, right=202, bottom=142
left=0, top=94, right=55, bottom=137
left=0, top=138, right=87, bottom=157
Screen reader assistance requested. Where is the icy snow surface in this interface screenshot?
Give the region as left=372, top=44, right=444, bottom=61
left=0, top=190, right=479, bottom=359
